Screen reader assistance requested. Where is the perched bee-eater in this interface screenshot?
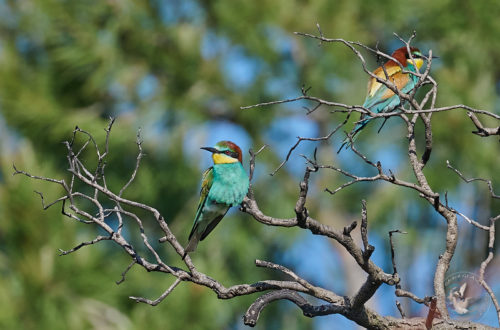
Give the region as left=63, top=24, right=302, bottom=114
left=339, top=46, right=431, bottom=151
left=184, top=141, right=249, bottom=255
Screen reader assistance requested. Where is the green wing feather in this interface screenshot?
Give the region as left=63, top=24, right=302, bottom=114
left=199, top=212, right=227, bottom=241
left=188, top=167, right=213, bottom=240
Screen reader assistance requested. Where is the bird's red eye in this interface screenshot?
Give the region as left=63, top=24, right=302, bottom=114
left=224, top=150, right=231, bottom=155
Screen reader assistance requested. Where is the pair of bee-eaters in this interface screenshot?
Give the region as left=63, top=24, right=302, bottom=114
left=185, top=46, right=431, bottom=255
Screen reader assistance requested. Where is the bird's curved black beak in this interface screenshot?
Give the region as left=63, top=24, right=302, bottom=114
left=422, top=55, right=439, bottom=60
left=201, top=147, right=219, bottom=153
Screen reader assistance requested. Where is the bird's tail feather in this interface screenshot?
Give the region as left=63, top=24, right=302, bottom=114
left=184, top=231, right=202, bottom=258
left=337, top=119, right=369, bottom=153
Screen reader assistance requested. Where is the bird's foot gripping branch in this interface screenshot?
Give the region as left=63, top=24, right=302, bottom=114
left=14, top=30, right=500, bottom=329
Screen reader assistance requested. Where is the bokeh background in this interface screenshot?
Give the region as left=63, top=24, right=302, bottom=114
left=0, top=0, right=499, bottom=329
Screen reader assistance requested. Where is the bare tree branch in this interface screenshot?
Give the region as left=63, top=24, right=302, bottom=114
left=116, top=260, right=137, bottom=285
left=468, top=112, right=500, bottom=137
left=447, top=160, right=499, bottom=199
left=130, top=278, right=182, bottom=306
left=58, top=235, right=111, bottom=256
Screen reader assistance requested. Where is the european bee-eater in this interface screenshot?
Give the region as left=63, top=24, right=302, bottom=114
left=339, top=46, right=429, bottom=152
left=184, top=141, right=249, bottom=255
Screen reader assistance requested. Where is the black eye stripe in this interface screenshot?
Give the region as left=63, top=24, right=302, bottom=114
left=407, top=53, right=422, bottom=59
left=221, top=150, right=238, bottom=158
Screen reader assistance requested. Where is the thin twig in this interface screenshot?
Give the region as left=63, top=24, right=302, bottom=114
left=130, top=278, right=182, bottom=306
left=447, top=160, right=499, bottom=199
left=116, top=259, right=137, bottom=285
left=59, top=235, right=111, bottom=256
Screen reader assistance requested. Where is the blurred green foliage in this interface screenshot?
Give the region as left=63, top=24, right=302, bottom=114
left=0, top=0, right=498, bottom=329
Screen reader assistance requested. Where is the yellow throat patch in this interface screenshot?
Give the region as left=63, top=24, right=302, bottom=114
left=213, top=153, right=238, bottom=164
left=407, top=58, right=424, bottom=70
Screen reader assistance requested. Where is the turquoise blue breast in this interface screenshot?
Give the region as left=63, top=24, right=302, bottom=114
left=209, top=163, right=249, bottom=206
left=406, top=64, right=420, bottom=85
